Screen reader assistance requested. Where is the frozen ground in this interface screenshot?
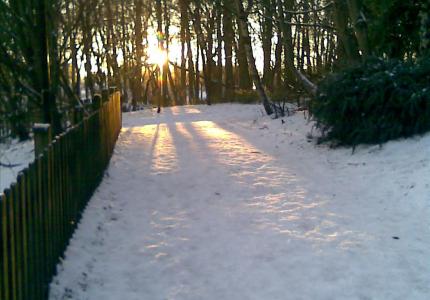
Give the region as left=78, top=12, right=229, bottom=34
left=50, top=104, right=430, bottom=300
left=0, top=139, right=34, bottom=193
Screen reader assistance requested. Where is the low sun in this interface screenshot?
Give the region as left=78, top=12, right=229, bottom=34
left=148, top=46, right=168, bottom=69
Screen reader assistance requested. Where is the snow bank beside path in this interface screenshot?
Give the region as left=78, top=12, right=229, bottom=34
left=0, top=139, right=34, bottom=192
left=50, top=104, right=430, bottom=300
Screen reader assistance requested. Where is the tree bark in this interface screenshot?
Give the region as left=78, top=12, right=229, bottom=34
left=223, top=0, right=234, bottom=100
left=332, top=0, right=360, bottom=65
left=120, top=0, right=129, bottom=103
left=346, top=0, right=370, bottom=58
left=155, top=0, right=163, bottom=111
left=278, top=0, right=317, bottom=95
left=133, top=0, right=144, bottom=110
left=261, top=0, right=273, bottom=90
left=215, top=0, right=223, bottom=100
left=237, top=34, right=252, bottom=90
left=179, top=0, right=188, bottom=104
left=38, top=0, right=62, bottom=132
left=163, top=0, right=170, bottom=106
left=234, top=0, right=273, bottom=115
left=185, top=20, right=195, bottom=103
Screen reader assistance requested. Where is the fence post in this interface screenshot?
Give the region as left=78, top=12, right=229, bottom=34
left=109, top=86, right=116, bottom=96
left=1, top=92, right=122, bottom=300
left=33, top=124, right=51, bottom=158
left=92, top=94, right=103, bottom=111
left=0, top=193, right=7, bottom=300
left=101, top=89, right=109, bottom=103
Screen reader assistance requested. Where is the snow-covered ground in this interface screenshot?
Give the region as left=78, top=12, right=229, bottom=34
left=0, top=139, right=34, bottom=193
left=50, top=104, right=430, bottom=300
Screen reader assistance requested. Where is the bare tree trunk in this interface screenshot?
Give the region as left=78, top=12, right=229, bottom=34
left=192, top=2, right=213, bottom=105
left=346, top=0, right=370, bottom=58
left=120, top=0, right=129, bottom=103
left=109, top=1, right=121, bottom=89
left=179, top=0, right=188, bottom=104
left=281, top=0, right=297, bottom=87
left=261, top=0, right=273, bottom=90
left=82, top=8, right=94, bottom=99
left=195, top=42, right=200, bottom=102
left=234, top=0, right=273, bottom=115
left=163, top=0, right=170, bottom=106
left=302, top=2, right=312, bottom=73
left=215, top=0, right=223, bottom=101
left=167, top=67, right=179, bottom=105
left=185, top=22, right=195, bottom=103
left=38, top=0, right=62, bottom=132
left=71, top=32, right=80, bottom=97
left=155, top=0, right=163, bottom=111
left=278, top=0, right=317, bottom=95
left=332, top=0, right=360, bottom=65
left=133, top=0, right=144, bottom=110
left=273, top=28, right=283, bottom=90
left=223, top=0, right=234, bottom=100
left=296, top=17, right=303, bottom=70
left=237, top=33, right=252, bottom=90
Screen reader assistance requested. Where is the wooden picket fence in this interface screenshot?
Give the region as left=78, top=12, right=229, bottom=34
left=0, top=91, right=122, bottom=300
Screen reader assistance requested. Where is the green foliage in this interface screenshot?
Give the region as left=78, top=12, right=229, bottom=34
left=421, top=2, right=430, bottom=53
left=364, top=0, right=423, bottom=58
left=312, top=57, right=430, bottom=146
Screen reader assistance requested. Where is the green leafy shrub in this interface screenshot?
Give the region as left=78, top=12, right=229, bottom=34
left=364, top=0, right=422, bottom=58
left=312, top=57, right=430, bottom=146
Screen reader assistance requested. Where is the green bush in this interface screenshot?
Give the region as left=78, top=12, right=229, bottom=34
left=312, top=57, right=430, bottom=146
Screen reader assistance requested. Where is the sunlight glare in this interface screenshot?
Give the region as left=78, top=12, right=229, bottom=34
left=151, top=124, right=178, bottom=174
left=149, top=46, right=168, bottom=69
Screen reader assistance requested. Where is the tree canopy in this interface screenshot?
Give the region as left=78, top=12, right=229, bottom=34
left=0, top=0, right=429, bottom=139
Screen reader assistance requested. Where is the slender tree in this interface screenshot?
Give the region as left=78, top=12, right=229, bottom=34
left=234, top=0, right=273, bottom=115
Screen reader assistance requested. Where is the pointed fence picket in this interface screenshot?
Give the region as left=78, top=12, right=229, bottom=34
left=0, top=91, right=122, bottom=300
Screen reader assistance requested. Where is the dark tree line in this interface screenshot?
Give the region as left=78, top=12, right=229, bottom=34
left=0, top=0, right=429, bottom=139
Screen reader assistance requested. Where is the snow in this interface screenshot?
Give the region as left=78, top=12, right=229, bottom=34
left=50, top=104, right=430, bottom=300
left=0, top=139, right=34, bottom=193
left=33, top=123, right=51, bottom=130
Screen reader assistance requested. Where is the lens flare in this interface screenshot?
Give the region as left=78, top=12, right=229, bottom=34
left=149, top=47, right=168, bottom=69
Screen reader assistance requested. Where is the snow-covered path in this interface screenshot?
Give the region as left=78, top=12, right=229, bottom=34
left=50, top=104, right=430, bottom=300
